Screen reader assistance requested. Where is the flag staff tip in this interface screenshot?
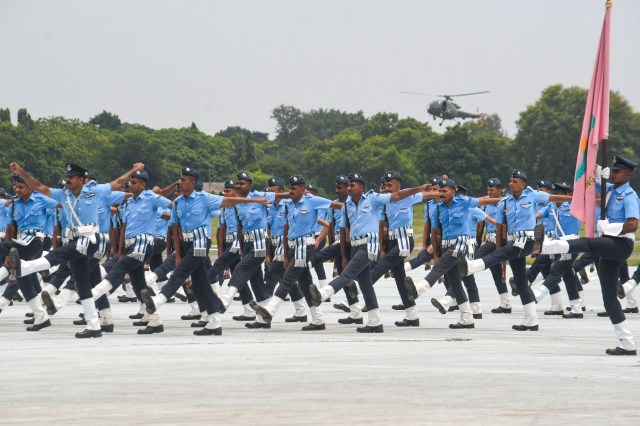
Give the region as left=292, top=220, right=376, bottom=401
left=606, top=0, right=612, bottom=8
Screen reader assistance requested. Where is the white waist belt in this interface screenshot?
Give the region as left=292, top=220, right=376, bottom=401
left=288, top=236, right=315, bottom=248
left=243, top=229, right=267, bottom=241
left=18, top=231, right=45, bottom=239
left=441, top=238, right=457, bottom=246
left=507, top=230, right=534, bottom=242
left=350, top=237, right=367, bottom=247
left=388, top=227, right=414, bottom=240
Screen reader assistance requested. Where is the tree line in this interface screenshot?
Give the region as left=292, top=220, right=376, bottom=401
left=1, top=84, right=638, bottom=197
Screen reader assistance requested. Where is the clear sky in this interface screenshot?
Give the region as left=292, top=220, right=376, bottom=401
left=1, top=0, right=637, bottom=138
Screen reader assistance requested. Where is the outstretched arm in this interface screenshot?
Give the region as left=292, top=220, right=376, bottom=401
left=388, top=184, right=429, bottom=202
left=9, top=162, right=51, bottom=197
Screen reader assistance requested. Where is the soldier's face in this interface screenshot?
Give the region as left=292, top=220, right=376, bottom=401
left=335, top=184, right=348, bottom=199
left=128, top=178, right=147, bottom=195
left=223, top=187, right=237, bottom=196
left=179, top=176, right=196, bottom=193
left=235, top=179, right=252, bottom=196
left=65, top=175, right=84, bottom=191
left=610, top=169, right=632, bottom=185
left=509, top=178, right=526, bottom=193
left=439, top=186, right=455, bottom=203
left=537, top=187, right=551, bottom=194
left=267, top=186, right=283, bottom=193
left=487, top=186, right=501, bottom=198
left=288, top=184, right=305, bottom=201
left=384, top=180, right=401, bottom=193
left=13, top=182, right=32, bottom=200
left=348, top=182, right=364, bottom=197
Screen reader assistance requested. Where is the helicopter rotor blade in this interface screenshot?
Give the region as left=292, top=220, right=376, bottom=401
left=440, top=90, right=490, bottom=98
left=399, top=91, right=439, bottom=97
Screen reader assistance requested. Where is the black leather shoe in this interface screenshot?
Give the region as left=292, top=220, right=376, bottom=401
left=233, top=295, right=241, bottom=301
left=391, top=304, right=405, bottom=311
left=309, top=284, right=322, bottom=307
left=249, top=300, right=272, bottom=322
left=245, top=322, right=271, bottom=329
left=191, top=320, right=207, bottom=328
left=532, top=223, right=544, bottom=254
left=491, top=306, right=512, bottom=314
left=356, top=324, right=383, bottom=333
left=140, top=289, right=156, bottom=314
left=166, top=298, right=176, bottom=303
left=605, top=347, right=637, bottom=356
left=302, top=323, right=326, bottom=331
left=41, top=291, right=58, bottom=315
left=362, top=305, right=369, bottom=312
left=512, top=324, right=539, bottom=331
left=578, top=269, right=589, bottom=284
left=181, top=313, right=201, bottom=320
left=194, top=327, right=222, bottom=336
left=449, top=322, right=474, bottom=329
left=473, top=313, right=483, bottom=319
left=509, top=277, right=519, bottom=297
left=338, top=316, right=363, bottom=324
left=623, top=307, right=639, bottom=314
left=25, top=312, right=34, bottom=317
left=394, top=318, right=419, bottom=327
left=347, top=280, right=358, bottom=299
left=565, top=306, right=586, bottom=312
left=232, top=314, right=257, bottom=321
left=597, top=311, right=610, bottom=317
left=544, top=310, right=564, bottom=316
left=101, top=324, right=115, bottom=332
left=285, top=315, right=307, bottom=323
left=431, top=298, right=447, bottom=315
left=73, top=318, right=87, bottom=326
left=24, top=317, right=35, bottom=325
left=75, top=329, right=102, bottom=338
left=26, top=319, right=51, bottom=331
left=133, top=320, right=149, bottom=327
left=174, top=293, right=188, bottom=302
left=129, top=312, right=144, bottom=319
left=448, top=305, right=459, bottom=312
left=404, top=276, right=418, bottom=301
left=137, top=324, right=164, bottom=334
left=562, top=312, right=583, bottom=319
left=333, top=303, right=350, bottom=313
left=117, top=295, right=137, bottom=303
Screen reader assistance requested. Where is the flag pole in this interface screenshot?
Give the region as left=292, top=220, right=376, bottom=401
left=601, top=0, right=612, bottom=220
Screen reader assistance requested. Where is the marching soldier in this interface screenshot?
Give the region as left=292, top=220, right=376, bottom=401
left=544, top=155, right=638, bottom=355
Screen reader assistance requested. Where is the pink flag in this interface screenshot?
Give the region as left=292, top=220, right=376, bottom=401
left=570, top=2, right=611, bottom=237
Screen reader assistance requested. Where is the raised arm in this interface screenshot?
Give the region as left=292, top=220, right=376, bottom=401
left=9, top=162, right=51, bottom=197
left=389, top=184, right=428, bottom=202
left=109, top=163, right=145, bottom=190
left=220, top=197, right=268, bottom=208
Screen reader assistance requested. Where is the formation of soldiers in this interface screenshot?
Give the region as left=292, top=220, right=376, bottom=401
left=0, top=155, right=638, bottom=356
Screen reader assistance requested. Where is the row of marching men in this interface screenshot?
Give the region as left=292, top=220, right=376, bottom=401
left=2, top=156, right=639, bottom=355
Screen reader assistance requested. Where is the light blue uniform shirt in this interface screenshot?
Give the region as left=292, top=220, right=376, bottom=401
left=330, top=199, right=344, bottom=235
left=465, top=207, right=488, bottom=235
left=10, top=192, right=59, bottom=232
left=313, top=208, right=329, bottom=234
left=339, top=191, right=392, bottom=238
left=0, top=203, right=8, bottom=230
left=123, top=190, right=171, bottom=238
left=44, top=207, right=56, bottom=235
left=234, top=191, right=276, bottom=232
left=495, top=187, right=550, bottom=232
left=482, top=203, right=500, bottom=234
left=599, top=182, right=640, bottom=223
left=220, top=206, right=239, bottom=234
left=540, top=202, right=581, bottom=236
left=268, top=200, right=289, bottom=238
left=170, top=191, right=223, bottom=233
left=98, top=191, right=126, bottom=233
left=287, top=194, right=333, bottom=239
left=430, top=195, right=480, bottom=240
left=383, top=193, right=422, bottom=230
left=153, top=208, right=171, bottom=238
left=535, top=200, right=555, bottom=232
left=50, top=183, right=111, bottom=228
left=423, top=199, right=436, bottom=224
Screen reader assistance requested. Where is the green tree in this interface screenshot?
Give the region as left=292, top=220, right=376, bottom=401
left=17, top=108, right=34, bottom=129
left=0, top=108, right=10, bottom=123
left=89, top=110, right=122, bottom=131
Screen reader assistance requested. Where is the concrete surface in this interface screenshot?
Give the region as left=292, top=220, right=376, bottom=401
left=1, top=266, right=639, bottom=425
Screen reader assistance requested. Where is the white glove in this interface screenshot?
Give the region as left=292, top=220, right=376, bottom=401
left=596, top=219, right=608, bottom=234
left=601, top=167, right=610, bottom=179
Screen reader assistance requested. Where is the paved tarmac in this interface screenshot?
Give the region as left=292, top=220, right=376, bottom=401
left=1, top=266, right=639, bottom=425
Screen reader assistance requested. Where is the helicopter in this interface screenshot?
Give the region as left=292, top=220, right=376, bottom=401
left=400, top=90, right=490, bottom=126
